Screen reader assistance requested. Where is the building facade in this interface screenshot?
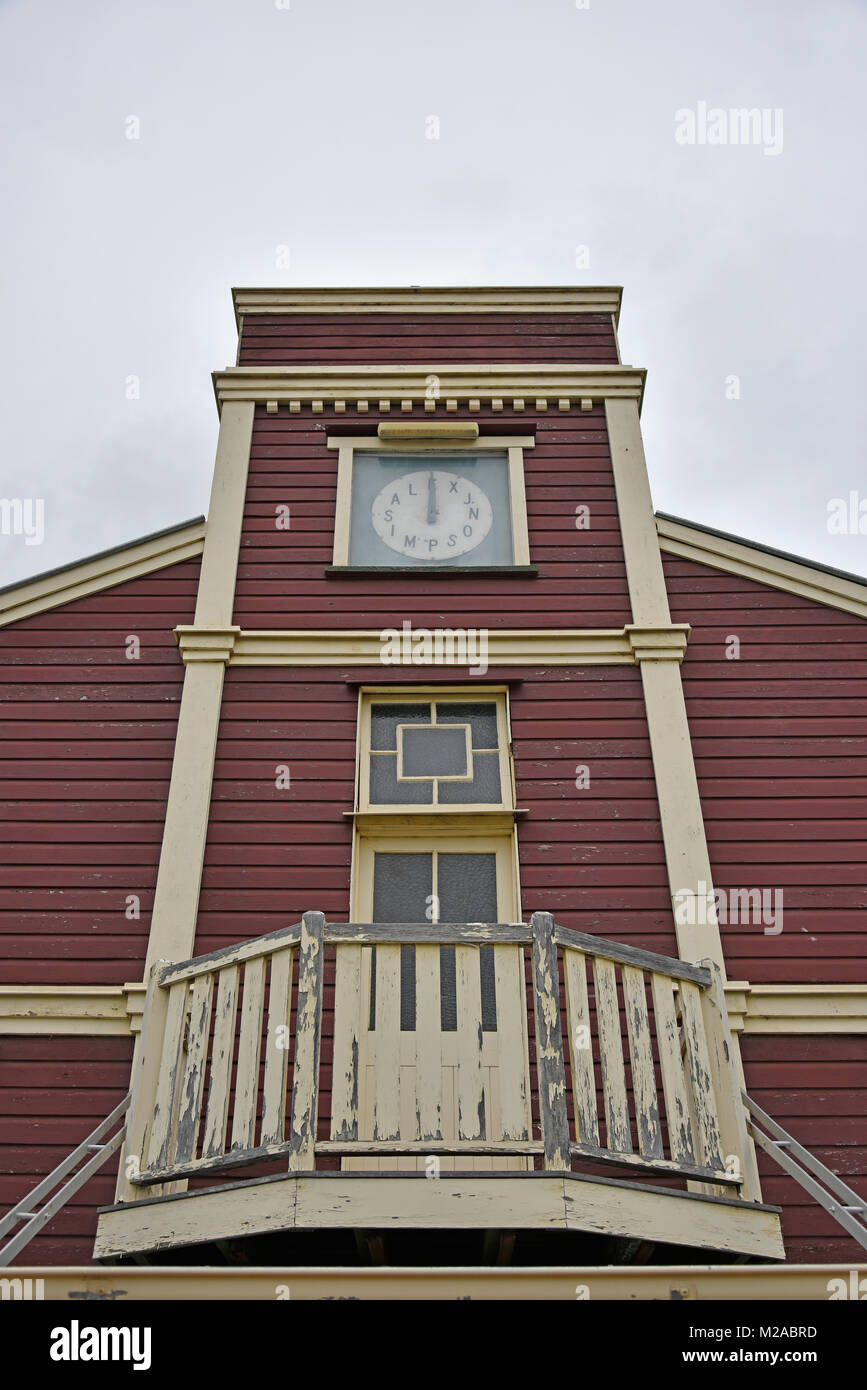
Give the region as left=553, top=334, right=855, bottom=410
left=1, top=287, right=865, bottom=1297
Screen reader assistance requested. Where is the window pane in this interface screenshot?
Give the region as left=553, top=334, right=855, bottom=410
left=440, top=946, right=456, bottom=1032
left=372, top=852, right=433, bottom=921
left=401, top=725, right=468, bottom=778
left=437, top=853, right=497, bottom=921
left=438, top=751, right=501, bottom=804
left=370, top=754, right=432, bottom=804
left=370, top=702, right=430, bottom=750
left=436, top=702, right=499, bottom=748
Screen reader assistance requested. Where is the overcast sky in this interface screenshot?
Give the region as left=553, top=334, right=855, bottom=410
left=1, top=0, right=865, bottom=585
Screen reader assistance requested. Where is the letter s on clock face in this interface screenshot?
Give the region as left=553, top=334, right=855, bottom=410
left=371, top=469, right=494, bottom=561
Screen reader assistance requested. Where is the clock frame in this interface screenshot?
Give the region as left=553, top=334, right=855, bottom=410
left=329, top=432, right=534, bottom=570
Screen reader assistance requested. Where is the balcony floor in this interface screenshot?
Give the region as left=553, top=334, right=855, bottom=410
left=94, top=1169, right=785, bottom=1264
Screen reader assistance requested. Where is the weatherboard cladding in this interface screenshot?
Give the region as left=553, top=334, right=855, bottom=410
left=664, top=553, right=867, bottom=986
left=233, top=403, right=630, bottom=630
left=0, top=558, right=200, bottom=983
left=237, top=311, right=620, bottom=365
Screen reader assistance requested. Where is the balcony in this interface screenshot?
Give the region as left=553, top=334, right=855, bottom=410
left=93, top=913, right=784, bottom=1264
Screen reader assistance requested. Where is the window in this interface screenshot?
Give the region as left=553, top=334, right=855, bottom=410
left=350, top=687, right=521, bottom=922
left=359, top=693, right=513, bottom=814
left=329, top=434, right=533, bottom=570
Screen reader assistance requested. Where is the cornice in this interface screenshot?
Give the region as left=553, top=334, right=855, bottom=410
left=232, top=285, right=623, bottom=322
left=212, top=364, right=646, bottom=414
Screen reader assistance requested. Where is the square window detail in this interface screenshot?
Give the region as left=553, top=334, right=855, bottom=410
left=361, top=694, right=512, bottom=813
left=329, top=435, right=533, bottom=569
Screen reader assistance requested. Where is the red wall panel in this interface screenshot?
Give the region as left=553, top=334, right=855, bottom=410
left=0, top=560, right=199, bottom=983
left=238, top=312, right=619, bottom=365
left=232, top=404, right=631, bottom=631
left=665, top=555, right=867, bottom=984
left=1, top=1035, right=133, bottom=1265
left=740, top=1034, right=867, bottom=1264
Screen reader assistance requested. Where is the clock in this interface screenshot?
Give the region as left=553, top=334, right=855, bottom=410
left=371, top=469, right=494, bottom=561
left=343, top=448, right=522, bottom=568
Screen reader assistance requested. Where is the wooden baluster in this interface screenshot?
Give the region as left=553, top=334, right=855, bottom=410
left=698, top=959, right=761, bottom=1199
left=331, top=943, right=362, bottom=1143
left=455, top=946, right=485, bottom=1140
left=563, top=948, right=599, bottom=1147
left=288, top=911, right=326, bottom=1170
left=593, top=957, right=632, bottom=1154
left=650, top=971, right=695, bottom=1163
left=202, top=965, right=239, bottom=1160
left=679, top=979, right=724, bottom=1173
left=231, top=958, right=266, bottom=1152
left=261, top=948, right=293, bottom=1147
left=493, top=945, right=531, bottom=1142
left=146, top=979, right=190, bottom=1171
left=174, top=972, right=214, bottom=1164
left=530, top=912, right=570, bottom=1169
left=372, top=944, right=401, bottom=1142
left=415, top=943, right=443, bottom=1142
left=622, top=965, right=662, bottom=1159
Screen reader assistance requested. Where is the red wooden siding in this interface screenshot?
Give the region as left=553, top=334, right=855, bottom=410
left=741, top=1034, right=867, bottom=1264
left=1, top=1035, right=132, bottom=1266
left=0, top=560, right=199, bottom=983
left=233, top=405, right=631, bottom=630
left=196, top=664, right=672, bottom=954
left=238, top=312, right=619, bottom=365
left=664, top=555, right=867, bottom=984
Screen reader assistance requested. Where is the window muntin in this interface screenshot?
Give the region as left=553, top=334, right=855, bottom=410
left=363, top=695, right=509, bottom=812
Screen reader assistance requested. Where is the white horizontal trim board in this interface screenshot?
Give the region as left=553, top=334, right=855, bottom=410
left=656, top=515, right=867, bottom=620
left=232, top=285, right=623, bottom=318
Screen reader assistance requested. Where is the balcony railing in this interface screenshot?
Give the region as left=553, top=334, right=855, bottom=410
left=121, top=912, right=758, bottom=1200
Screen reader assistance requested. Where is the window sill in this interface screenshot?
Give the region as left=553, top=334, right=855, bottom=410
left=325, top=565, right=539, bottom=577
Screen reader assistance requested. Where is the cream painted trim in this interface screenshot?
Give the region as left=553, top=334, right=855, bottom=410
left=232, top=285, right=623, bottom=319
left=327, top=435, right=536, bottom=450
left=725, top=983, right=867, bottom=1034
left=656, top=516, right=867, bottom=620
left=213, top=365, right=645, bottom=410
left=605, top=400, right=671, bottom=628
left=606, top=399, right=726, bottom=974
left=14, top=1262, right=863, bottom=1302
left=377, top=422, right=480, bottom=441
left=93, top=1170, right=784, bottom=1261
left=193, top=403, right=255, bottom=627
left=4, top=981, right=865, bottom=1037
left=227, top=625, right=690, bottom=667
left=0, top=985, right=146, bottom=1036
left=117, top=402, right=256, bottom=1205
left=352, top=836, right=518, bottom=923
left=0, top=521, right=206, bottom=629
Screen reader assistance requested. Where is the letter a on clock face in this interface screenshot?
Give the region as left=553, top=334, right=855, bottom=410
left=371, top=469, right=494, bottom=560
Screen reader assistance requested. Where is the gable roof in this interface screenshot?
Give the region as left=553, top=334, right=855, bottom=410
left=0, top=517, right=206, bottom=628
left=656, top=513, right=867, bottom=621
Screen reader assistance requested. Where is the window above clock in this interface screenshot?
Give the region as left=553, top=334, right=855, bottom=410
left=328, top=431, right=534, bottom=571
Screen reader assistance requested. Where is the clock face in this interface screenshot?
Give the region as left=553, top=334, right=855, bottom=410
left=371, top=469, right=494, bottom=561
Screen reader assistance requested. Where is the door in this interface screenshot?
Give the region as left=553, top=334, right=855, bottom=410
left=338, top=836, right=531, bottom=1171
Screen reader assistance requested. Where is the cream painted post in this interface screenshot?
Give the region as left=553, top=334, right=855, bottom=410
left=606, top=398, right=725, bottom=971
left=114, top=400, right=255, bottom=1203
left=606, top=397, right=764, bottom=1197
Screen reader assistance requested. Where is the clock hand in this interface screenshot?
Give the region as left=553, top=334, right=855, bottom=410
left=427, top=470, right=439, bottom=524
